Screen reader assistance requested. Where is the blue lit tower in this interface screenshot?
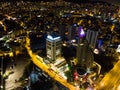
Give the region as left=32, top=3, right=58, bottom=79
left=76, top=26, right=94, bottom=73
left=46, top=34, right=62, bottom=62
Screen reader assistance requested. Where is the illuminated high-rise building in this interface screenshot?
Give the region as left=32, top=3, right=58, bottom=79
left=46, top=34, right=62, bottom=62
left=86, top=29, right=98, bottom=49
left=76, top=26, right=94, bottom=73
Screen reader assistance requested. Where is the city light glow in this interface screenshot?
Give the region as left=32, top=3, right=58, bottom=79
left=116, top=44, right=120, bottom=53
left=94, top=49, right=99, bottom=54
left=47, top=35, right=60, bottom=40
left=74, top=72, right=79, bottom=80
left=78, top=26, right=85, bottom=38
left=1, top=1, right=120, bottom=90
left=117, top=85, right=120, bottom=90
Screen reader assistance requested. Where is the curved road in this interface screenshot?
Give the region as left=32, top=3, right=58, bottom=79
left=26, top=34, right=120, bottom=90
left=95, top=60, right=120, bottom=90
left=25, top=37, right=76, bottom=90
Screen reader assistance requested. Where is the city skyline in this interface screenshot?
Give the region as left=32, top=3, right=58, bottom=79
left=0, top=0, right=120, bottom=90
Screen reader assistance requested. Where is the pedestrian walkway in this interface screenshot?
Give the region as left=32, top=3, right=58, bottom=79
left=5, top=57, right=28, bottom=90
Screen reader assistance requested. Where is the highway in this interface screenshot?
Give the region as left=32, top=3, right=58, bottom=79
left=25, top=37, right=76, bottom=90
left=95, top=60, right=120, bottom=90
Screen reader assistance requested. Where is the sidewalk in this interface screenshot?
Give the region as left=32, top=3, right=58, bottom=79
left=5, top=57, right=29, bottom=90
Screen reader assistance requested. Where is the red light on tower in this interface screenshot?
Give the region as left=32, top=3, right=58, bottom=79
left=74, top=72, right=79, bottom=80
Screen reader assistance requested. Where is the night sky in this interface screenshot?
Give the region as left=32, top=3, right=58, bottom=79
left=1, top=0, right=120, bottom=2
left=101, top=0, right=120, bottom=4
left=2, top=0, right=120, bottom=6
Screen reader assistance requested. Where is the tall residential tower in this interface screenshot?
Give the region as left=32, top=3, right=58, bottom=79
left=46, top=34, right=62, bottom=62
left=76, top=26, right=94, bottom=73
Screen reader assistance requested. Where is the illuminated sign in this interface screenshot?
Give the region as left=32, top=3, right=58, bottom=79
left=47, top=35, right=60, bottom=40
left=78, top=26, right=85, bottom=38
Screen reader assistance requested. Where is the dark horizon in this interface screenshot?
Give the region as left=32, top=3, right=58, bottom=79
left=0, top=0, right=119, bottom=2
left=1, top=0, right=120, bottom=5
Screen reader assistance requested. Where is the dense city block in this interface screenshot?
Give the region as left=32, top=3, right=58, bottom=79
left=0, top=0, right=120, bottom=90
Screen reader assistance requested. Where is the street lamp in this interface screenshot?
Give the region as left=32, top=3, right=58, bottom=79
left=0, top=56, right=3, bottom=90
